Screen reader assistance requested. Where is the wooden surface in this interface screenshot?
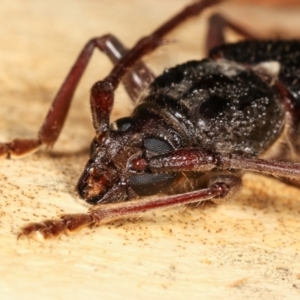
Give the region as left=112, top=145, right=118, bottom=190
left=1, top=0, right=300, bottom=299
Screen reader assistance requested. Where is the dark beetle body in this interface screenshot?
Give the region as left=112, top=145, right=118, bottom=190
left=80, top=40, right=300, bottom=205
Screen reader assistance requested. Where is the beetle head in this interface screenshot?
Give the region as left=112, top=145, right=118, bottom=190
left=77, top=117, right=177, bottom=205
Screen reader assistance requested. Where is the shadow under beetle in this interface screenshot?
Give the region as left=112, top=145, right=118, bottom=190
left=2, top=0, right=300, bottom=238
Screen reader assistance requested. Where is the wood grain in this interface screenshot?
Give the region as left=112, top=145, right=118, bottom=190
left=1, top=0, right=300, bottom=299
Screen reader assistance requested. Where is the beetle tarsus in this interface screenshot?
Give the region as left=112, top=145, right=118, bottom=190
left=0, top=139, right=41, bottom=159
left=19, top=214, right=94, bottom=239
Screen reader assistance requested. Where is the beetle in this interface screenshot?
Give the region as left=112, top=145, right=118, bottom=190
left=1, top=0, right=300, bottom=238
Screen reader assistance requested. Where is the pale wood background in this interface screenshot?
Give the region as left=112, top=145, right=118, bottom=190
left=1, top=0, right=300, bottom=299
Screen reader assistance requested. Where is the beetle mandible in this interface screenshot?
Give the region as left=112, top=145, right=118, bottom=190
left=1, top=0, right=300, bottom=238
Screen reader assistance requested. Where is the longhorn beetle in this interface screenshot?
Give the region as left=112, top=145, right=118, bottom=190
left=1, top=0, right=300, bottom=238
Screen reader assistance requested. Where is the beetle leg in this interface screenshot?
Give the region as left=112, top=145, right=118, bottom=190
left=97, top=35, right=155, bottom=102
left=19, top=174, right=241, bottom=239
left=206, top=13, right=259, bottom=54
left=0, top=35, right=153, bottom=158
left=208, top=174, right=242, bottom=204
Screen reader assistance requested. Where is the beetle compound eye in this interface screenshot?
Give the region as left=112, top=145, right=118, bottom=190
left=110, top=117, right=133, bottom=132
left=129, top=173, right=177, bottom=196
left=144, top=137, right=173, bottom=154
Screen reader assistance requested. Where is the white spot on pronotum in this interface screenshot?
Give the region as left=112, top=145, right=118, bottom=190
left=252, top=61, right=281, bottom=80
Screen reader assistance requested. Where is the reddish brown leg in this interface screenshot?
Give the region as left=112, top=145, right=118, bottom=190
left=100, top=35, right=155, bottom=102
left=0, top=34, right=154, bottom=158
left=20, top=175, right=240, bottom=239
left=206, top=13, right=259, bottom=54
